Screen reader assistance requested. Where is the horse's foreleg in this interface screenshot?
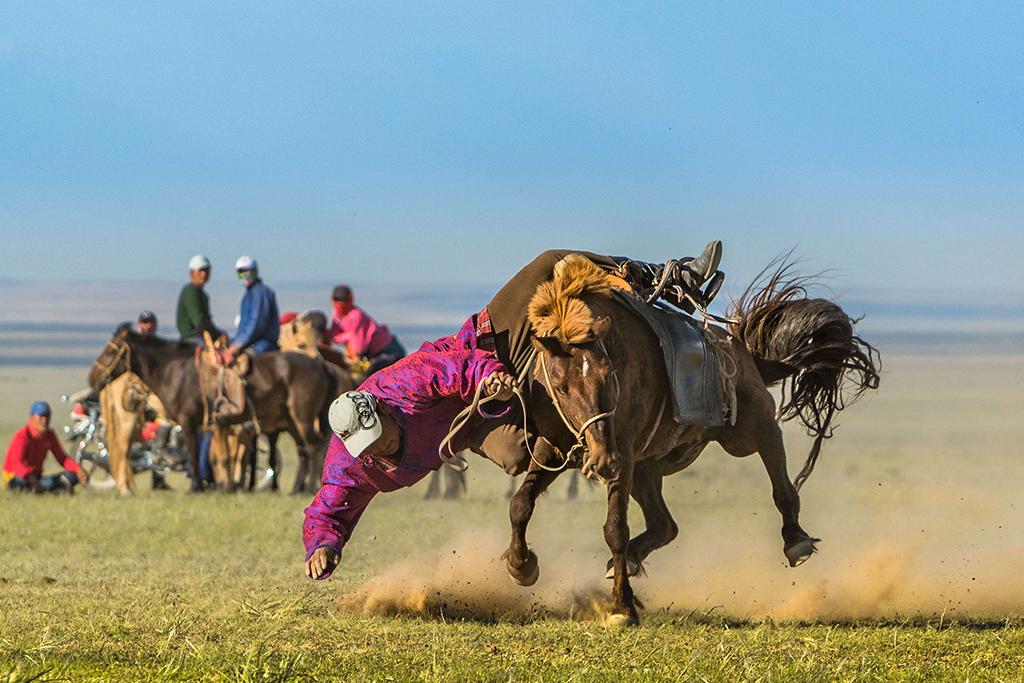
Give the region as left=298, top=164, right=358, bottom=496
left=245, top=442, right=256, bottom=491
left=424, top=470, right=441, bottom=499
left=604, top=459, right=639, bottom=626
left=442, top=467, right=466, bottom=499
left=758, top=422, right=818, bottom=567
left=267, top=433, right=280, bottom=491
left=504, top=448, right=562, bottom=586
left=183, top=427, right=203, bottom=493
left=566, top=470, right=579, bottom=500
left=607, top=461, right=676, bottom=578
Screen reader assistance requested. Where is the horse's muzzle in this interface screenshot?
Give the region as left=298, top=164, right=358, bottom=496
left=581, top=449, right=620, bottom=484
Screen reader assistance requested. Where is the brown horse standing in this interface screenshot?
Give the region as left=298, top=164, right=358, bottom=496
left=504, top=255, right=879, bottom=626
left=89, top=325, right=208, bottom=491
left=89, top=325, right=351, bottom=493
left=195, top=341, right=352, bottom=493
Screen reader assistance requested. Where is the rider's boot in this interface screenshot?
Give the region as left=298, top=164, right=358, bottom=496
left=679, top=240, right=722, bottom=291
left=615, top=240, right=724, bottom=310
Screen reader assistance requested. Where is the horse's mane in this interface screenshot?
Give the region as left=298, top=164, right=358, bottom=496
left=116, top=324, right=197, bottom=359
left=527, top=254, right=613, bottom=344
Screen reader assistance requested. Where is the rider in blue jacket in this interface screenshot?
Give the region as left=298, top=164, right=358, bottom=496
left=225, top=255, right=280, bottom=363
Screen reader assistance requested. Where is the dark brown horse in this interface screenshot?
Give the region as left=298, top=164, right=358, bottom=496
left=89, top=325, right=208, bottom=491
left=195, top=341, right=352, bottom=494
left=88, top=325, right=351, bottom=493
left=503, top=255, right=879, bottom=626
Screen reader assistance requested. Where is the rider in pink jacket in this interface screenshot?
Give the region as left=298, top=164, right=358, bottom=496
left=327, top=285, right=406, bottom=374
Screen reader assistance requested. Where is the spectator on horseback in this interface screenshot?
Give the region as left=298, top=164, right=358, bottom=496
left=327, top=284, right=406, bottom=375
left=136, top=310, right=158, bottom=337
left=3, top=402, right=89, bottom=493
left=303, top=347, right=514, bottom=580
left=224, top=256, right=280, bottom=363
left=176, top=254, right=224, bottom=344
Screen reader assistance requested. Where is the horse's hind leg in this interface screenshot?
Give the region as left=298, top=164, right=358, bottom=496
left=309, top=440, right=328, bottom=491
left=503, top=448, right=562, bottom=586
left=757, top=421, right=818, bottom=567
left=290, top=436, right=310, bottom=495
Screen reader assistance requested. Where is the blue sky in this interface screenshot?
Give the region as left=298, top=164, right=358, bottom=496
left=1, top=2, right=1021, bottom=292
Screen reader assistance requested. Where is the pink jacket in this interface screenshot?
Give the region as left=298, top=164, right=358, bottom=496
left=302, top=341, right=507, bottom=573
left=327, top=306, right=393, bottom=357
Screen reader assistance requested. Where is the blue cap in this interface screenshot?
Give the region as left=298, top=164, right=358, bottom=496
left=30, top=401, right=51, bottom=416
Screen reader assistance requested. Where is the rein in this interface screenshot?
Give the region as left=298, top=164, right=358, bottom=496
left=94, top=340, right=132, bottom=389
left=195, top=350, right=261, bottom=435
left=537, top=339, right=620, bottom=471
left=439, top=339, right=621, bottom=476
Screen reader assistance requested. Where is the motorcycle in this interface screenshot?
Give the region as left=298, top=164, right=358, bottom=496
left=61, top=391, right=276, bottom=490
left=61, top=390, right=187, bottom=483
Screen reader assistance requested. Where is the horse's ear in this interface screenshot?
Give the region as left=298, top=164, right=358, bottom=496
left=114, top=322, right=132, bottom=338
left=203, top=334, right=218, bottom=365
left=591, top=316, right=611, bottom=340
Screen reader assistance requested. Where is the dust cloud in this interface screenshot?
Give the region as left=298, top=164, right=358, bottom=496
left=337, top=354, right=1024, bottom=624
left=337, top=467, right=1024, bottom=623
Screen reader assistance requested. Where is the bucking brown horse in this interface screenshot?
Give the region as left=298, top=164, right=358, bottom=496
left=504, top=255, right=880, bottom=626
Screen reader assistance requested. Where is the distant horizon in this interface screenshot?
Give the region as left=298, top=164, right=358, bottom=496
left=2, top=277, right=1022, bottom=335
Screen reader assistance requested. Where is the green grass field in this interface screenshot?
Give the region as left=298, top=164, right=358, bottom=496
left=2, top=354, right=1023, bottom=681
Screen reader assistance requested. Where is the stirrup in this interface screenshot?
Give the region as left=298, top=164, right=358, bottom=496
left=700, top=270, right=724, bottom=307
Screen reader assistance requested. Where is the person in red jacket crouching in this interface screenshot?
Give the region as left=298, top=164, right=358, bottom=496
left=3, top=401, right=89, bottom=494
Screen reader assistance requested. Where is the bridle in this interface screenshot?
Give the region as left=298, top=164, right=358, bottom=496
left=537, top=337, right=620, bottom=471
left=93, top=340, right=132, bottom=390
left=438, top=339, right=620, bottom=477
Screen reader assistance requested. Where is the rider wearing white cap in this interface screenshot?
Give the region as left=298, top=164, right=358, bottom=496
left=176, top=253, right=223, bottom=343
left=303, top=346, right=515, bottom=580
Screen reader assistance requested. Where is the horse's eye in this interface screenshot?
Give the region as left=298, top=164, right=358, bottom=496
left=556, top=385, right=569, bottom=396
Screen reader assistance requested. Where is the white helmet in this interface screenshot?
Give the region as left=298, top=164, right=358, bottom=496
left=234, top=255, right=257, bottom=272
left=188, top=254, right=211, bottom=271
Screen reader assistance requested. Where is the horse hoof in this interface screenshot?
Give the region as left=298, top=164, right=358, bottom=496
left=603, top=612, right=638, bottom=629
left=605, top=557, right=642, bottom=579
left=505, top=549, right=540, bottom=587
left=785, top=537, right=819, bottom=567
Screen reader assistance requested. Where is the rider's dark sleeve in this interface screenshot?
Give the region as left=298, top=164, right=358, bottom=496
left=485, top=250, right=618, bottom=374
left=177, top=284, right=221, bottom=340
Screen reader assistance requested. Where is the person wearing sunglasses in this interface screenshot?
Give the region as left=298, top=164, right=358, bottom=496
left=224, top=255, right=280, bottom=364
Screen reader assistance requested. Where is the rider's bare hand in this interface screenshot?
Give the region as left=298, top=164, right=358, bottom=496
left=76, top=468, right=90, bottom=486
left=305, top=547, right=340, bottom=580
left=485, top=372, right=515, bottom=401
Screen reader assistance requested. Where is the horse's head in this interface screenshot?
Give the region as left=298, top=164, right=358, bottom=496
left=528, top=254, right=621, bottom=481
left=88, top=322, right=135, bottom=390
left=532, top=317, right=620, bottom=480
